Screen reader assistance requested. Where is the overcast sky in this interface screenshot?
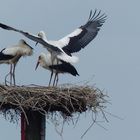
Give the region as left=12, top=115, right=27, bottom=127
left=0, top=0, right=140, bottom=140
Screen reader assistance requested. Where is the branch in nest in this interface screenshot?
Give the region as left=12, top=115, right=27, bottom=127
left=0, top=84, right=108, bottom=120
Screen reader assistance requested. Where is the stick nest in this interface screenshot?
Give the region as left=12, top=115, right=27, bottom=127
left=0, top=84, right=108, bottom=120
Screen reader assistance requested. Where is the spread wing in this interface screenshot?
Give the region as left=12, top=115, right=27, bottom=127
left=0, top=23, right=62, bottom=53
left=60, top=10, right=106, bottom=54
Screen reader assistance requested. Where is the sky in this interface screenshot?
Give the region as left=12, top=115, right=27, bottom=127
left=0, top=0, right=140, bottom=140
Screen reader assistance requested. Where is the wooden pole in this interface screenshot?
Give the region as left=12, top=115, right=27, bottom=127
left=21, top=111, right=46, bottom=140
left=21, top=113, right=26, bottom=140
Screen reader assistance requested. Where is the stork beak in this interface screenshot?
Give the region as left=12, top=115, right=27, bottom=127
left=24, top=41, right=34, bottom=49
left=28, top=44, right=33, bottom=50
left=35, top=61, right=39, bottom=70
left=35, top=42, right=39, bottom=46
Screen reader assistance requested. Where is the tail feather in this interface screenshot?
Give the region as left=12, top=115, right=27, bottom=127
left=0, top=52, right=14, bottom=61
left=49, top=61, right=79, bottom=76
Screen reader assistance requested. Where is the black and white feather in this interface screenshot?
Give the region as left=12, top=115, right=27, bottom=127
left=0, top=23, right=78, bottom=63
left=0, top=9, right=106, bottom=62
left=0, top=48, right=15, bottom=62
left=61, top=10, right=106, bottom=55
left=0, top=39, right=33, bottom=85
left=35, top=52, right=79, bottom=86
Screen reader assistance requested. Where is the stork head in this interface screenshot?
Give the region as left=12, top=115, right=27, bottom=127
left=35, top=31, right=47, bottom=46
left=38, top=31, right=46, bottom=38
left=35, top=53, right=47, bottom=70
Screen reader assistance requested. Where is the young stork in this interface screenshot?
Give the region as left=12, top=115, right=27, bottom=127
left=0, top=9, right=106, bottom=64
left=35, top=52, right=79, bottom=86
left=0, top=39, right=33, bottom=85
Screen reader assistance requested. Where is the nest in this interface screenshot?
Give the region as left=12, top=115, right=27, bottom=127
left=0, top=84, right=108, bottom=121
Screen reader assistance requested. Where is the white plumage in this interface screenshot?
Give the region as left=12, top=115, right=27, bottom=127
left=35, top=52, right=79, bottom=86
left=0, top=9, right=106, bottom=64
left=58, top=28, right=83, bottom=46
left=0, top=10, right=106, bottom=86
left=37, top=31, right=79, bottom=64
left=0, top=39, right=33, bottom=85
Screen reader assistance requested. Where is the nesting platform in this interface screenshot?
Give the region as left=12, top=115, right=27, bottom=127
left=0, top=84, right=107, bottom=117
left=0, top=84, right=108, bottom=140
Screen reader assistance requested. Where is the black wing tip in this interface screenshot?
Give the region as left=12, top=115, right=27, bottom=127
left=0, top=23, right=10, bottom=29
left=76, top=72, right=80, bottom=76
left=72, top=70, right=79, bottom=76
left=0, top=48, right=6, bottom=52
left=0, top=52, right=14, bottom=61
left=52, top=61, right=79, bottom=76
left=88, top=9, right=107, bottom=23
left=71, top=66, right=79, bottom=76
left=72, top=67, right=79, bottom=76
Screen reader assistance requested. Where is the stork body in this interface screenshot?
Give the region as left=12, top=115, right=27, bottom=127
left=0, top=39, right=33, bottom=85
left=0, top=10, right=106, bottom=64
left=0, top=10, right=106, bottom=85
left=35, top=52, right=79, bottom=86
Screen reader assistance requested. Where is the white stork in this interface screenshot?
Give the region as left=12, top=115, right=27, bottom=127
left=0, top=9, right=106, bottom=64
left=35, top=52, right=79, bottom=86
left=0, top=39, right=33, bottom=85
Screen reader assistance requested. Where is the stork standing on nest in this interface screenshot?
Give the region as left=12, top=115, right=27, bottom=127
left=35, top=52, right=79, bottom=86
left=35, top=10, right=106, bottom=85
left=0, top=9, right=106, bottom=65
left=0, top=39, right=33, bottom=85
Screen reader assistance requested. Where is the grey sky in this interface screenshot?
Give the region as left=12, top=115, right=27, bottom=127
left=0, top=0, right=140, bottom=140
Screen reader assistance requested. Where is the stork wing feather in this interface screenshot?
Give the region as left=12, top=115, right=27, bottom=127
left=0, top=23, right=62, bottom=53
left=0, top=48, right=15, bottom=61
left=49, top=60, right=79, bottom=76
left=60, top=10, right=107, bottom=54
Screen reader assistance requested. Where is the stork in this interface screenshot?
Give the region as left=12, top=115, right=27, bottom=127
left=0, top=10, right=106, bottom=65
left=35, top=52, right=79, bottom=86
left=0, top=39, right=33, bottom=85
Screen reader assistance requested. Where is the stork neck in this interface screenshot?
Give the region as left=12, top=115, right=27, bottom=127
left=42, top=33, right=47, bottom=41
left=43, top=36, right=47, bottom=41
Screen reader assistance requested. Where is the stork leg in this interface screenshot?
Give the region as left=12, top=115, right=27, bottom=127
left=50, top=53, right=55, bottom=86
left=55, top=73, right=59, bottom=86
left=5, top=72, right=10, bottom=86
left=12, top=63, right=16, bottom=86
left=48, top=71, right=53, bottom=86
left=5, top=64, right=14, bottom=86
left=10, top=64, right=13, bottom=86
left=53, top=72, right=58, bottom=86
left=53, top=59, right=59, bottom=86
left=53, top=73, right=57, bottom=86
